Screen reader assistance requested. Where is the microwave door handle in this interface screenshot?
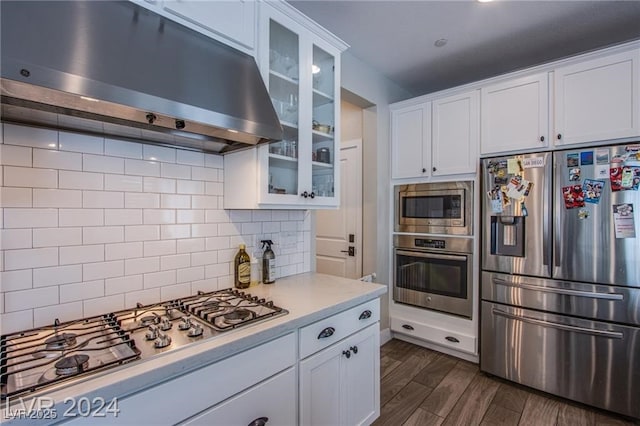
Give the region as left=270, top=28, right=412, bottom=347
left=395, top=250, right=468, bottom=262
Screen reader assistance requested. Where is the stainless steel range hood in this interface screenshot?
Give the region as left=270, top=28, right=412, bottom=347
left=0, top=1, right=283, bottom=154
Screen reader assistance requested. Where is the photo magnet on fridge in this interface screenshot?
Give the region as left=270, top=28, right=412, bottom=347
left=562, top=185, right=585, bottom=209
left=567, top=153, right=579, bottom=167
left=613, top=203, right=636, bottom=239
left=583, top=179, right=604, bottom=204
left=595, top=148, right=610, bottom=164
left=569, top=167, right=581, bottom=182
left=580, top=151, right=594, bottom=166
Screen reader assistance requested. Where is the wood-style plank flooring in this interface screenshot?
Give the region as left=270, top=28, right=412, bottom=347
left=374, top=339, right=639, bottom=426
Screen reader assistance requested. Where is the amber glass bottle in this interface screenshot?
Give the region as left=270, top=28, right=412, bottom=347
left=234, top=244, right=251, bottom=289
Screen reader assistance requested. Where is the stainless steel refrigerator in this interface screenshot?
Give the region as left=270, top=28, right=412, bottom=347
left=480, top=144, right=640, bottom=419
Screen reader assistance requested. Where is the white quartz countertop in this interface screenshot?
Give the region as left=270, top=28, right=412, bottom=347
left=1, top=272, right=387, bottom=423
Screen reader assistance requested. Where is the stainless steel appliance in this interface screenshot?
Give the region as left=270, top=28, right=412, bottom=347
left=394, top=235, right=473, bottom=318
left=395, top=182, right=473, bottom=235
left=1, top=289, right=287, bottom=400
left=480, top=146, right=640, bottom=419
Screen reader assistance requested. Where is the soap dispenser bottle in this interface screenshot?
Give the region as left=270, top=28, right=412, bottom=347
left=261, top=240, right=276, bottom=284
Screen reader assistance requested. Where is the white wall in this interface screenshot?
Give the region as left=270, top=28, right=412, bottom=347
left=0, top=123, right=311, bottom=334
left=340, top=52, right=412, bottom=330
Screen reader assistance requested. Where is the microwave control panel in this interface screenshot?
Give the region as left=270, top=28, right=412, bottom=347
left=414, top=238, right=445, bottom=249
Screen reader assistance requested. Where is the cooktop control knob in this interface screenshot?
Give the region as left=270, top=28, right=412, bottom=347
left=154, top=333, right=172, bottom=348
left=159, top=316, right=173, bottom=331
left=179, top=316, right=192, bottom=330
left=145, top=325, right=158, bottom=340
left=188, top=323, right=203, bottom=337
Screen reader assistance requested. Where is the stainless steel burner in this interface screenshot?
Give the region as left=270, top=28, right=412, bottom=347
left=223, top=309, right=254, bottom=324
left=44, top=333, right=77, bottom=350
left=55, top=354, right=89, bottom=376
left=140, top=315, right=159, bottom=326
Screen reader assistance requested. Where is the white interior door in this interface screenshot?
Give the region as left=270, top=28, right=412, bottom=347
left=315, top=140, right=362, bottom=278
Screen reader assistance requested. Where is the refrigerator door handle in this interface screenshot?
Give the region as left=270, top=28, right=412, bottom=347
left=492, top=277, right=624, bottom=300
left=491, top=308, right=624, bottom=339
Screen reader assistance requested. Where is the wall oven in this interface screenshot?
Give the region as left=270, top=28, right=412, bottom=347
left=393, top=235, right=473, bottom=318
left=395, top=181, right=473, bottom=235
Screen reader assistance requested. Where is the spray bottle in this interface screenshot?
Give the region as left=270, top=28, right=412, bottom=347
left=261, top=240, right=276, bottom=284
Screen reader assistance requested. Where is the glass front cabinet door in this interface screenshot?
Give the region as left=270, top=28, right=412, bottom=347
left=224, top=3, right=345, bottom=209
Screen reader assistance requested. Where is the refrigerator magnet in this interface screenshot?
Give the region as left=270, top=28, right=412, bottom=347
left=613, top=203, right=636, bottom=238
left=569, top=167, right=581, bottom=182
left=562, top=185, right=585, bottom=209
left=580, top=151, right=594, bottom=166
left=567, top=153, right=579, bottom=167
left=595, top=148, right=610, bottom=164
left=577, top=208, right=589, bottom=220
left=583, top=179, right=604, bottom=204
left=507, top=158, right=522, bottom=174
left=610, top=167, right=623, bottom=191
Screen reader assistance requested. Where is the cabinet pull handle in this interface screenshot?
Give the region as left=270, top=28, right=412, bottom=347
left=248, top=417, right=269, bottom=426
left=540, top=136, right=545, bottom=142
left=317, top=326, right=335, bottom=339
left=401, top=324, right=414, bottom=331
left=358, top=310, right=372, bottom=320
left=342, top=349, right=351, bottom=359
left=445, top=336, right=460, bottom=343
left=557, top=133, right=562, bottom=140
left=350, top=345, right=358, bottom=354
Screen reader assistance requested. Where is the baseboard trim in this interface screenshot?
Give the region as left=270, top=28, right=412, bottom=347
left=379, top=328, right=392, bottom=346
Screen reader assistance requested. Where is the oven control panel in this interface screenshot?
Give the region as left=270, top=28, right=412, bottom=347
left=414, top=238, right=445, bottom=249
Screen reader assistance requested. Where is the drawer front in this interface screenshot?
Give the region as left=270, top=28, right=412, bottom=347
left=390, top=316, right=476, bottom=354
left=299, top=299, right=380, bottom=359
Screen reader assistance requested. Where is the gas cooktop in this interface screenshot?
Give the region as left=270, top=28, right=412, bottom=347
left=0, top=288, right=288, bottom=400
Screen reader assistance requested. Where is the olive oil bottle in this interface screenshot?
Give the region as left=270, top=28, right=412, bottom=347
left=234, top=244, right=251, bottom=289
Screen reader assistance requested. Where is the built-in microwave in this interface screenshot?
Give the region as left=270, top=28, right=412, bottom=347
left=395, top=181, right=473, bottom=235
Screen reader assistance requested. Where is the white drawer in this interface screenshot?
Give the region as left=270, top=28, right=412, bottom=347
left=391, top=316, right=476, bottom=355
left=299, top=299, right=380, bottom=359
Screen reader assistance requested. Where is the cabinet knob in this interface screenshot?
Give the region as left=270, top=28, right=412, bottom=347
left=358, top=310, right=372, bottom=320
left=557, top=133, right=562, bottom=140
left=248, top=417, right=269, bottom=426
left=540, top=136, right=545, bottom=142
left=342, top=349, right=351, bottom=359
left=310, top=191, right=315, bottom=199
left=350, top=345, right=358, bottom=354
left=317, top=326, right=335, bottom=339
left=301, top=191, right=309, bottom=198
left=422, top=168, right=426, bottom=173
left=432, top=167, right=437, bottom=172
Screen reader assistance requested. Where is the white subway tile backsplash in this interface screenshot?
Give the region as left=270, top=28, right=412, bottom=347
left=191, top=251, right=217, bottom=266
left=205, top=236, right=230, bottom=251
left=1, top=269, right=33, bottom=292
left=125, top=193, right=160, bottom=209
left=230, top=210, right=253, bottom=223
left=218, top=223, right=240, bottom=237
left=143, top=240, right=176, bottom=257
left=191, top=278, right=218, bottom=293
left=105, top=138, right=142, bottom=159
left=271, top=211, right=290, bottom=221
left=124, top=289, right=159, bottom=308
left=83, top=260, right=124, bottom=281
left=1, top=229, right=32, bottom=249
left=59, top=132, right=104, bottom=154
left=191, top=166, right=217, bottom=182
left=33, top=189, right=82, bottom=208
left=1, top=309, right=34, bottom=334
left=34, top=302, right=84, bottom=327
left=204, top=154, right=223, bottom=169
left=242, top=222, right=262, bottom=235
left=177, top=180, right=205, bottom=195
left=59, top=209, right=103, bottom=227
left=83, top=294, right=125, bottom=317
left=33, top=149, right=82, bottom=171
left=83, top=226, right=125, bottom=245
left=125, top=225, right=160, bottom=242
left=33, top=227, right=82, bottom=248
left=144, top=145, right=175, bottom=163
left=0, top=145, right=32, bottom=167
left=4, top=166, right=57, bottom=188
left=59, top=244, right=104, bottom=265
left=177, top=209, right=204, bottom=224
left=177, top=266, right=205, bottom=283
left=205, top=263, right=230, bottom=279
left=4, top=247, right=58, bottom=270
left=160, top=254, right=191, bottom=271
left=83, top=191, right=124, bottom=208
left=205, top=209, right=230, bottom=223
left=83, top=153, right=124, bottom=174
left=105, top=242, right=143, bottom=261
left=104, top=174, right=142, bottom=192
left=105, top=274, right=143, bottom=295
left=192, top=195, right=219, bottom=209
left=161, top=194, right=190, bottom=209
left=205, top=182, right=223, bottom=196
left=105, top=209, right=143, bottom=226
left=177, top=238, right=205, bottom=254
left=161, top=224, right=191, bottom=239
left=125, top=159, right=160, bottom=177
left=192, top=224, right=218, bottom=237
left=143, top=270, right=176, bottom=289
left=252, top=210, right=272, bottom=222
left=4, top=124, right=58, bottom=149
left=263, top=221, right=281, bottom=233
left=60, top=280, right=105, bottom=303
left=143, top=209, right=176, bottom=225
left=161, top=163, right=191, bottom=179
left=160, top=283, right=192, bottom=301
left=33, top=265, right=82, bottom=288
left=177, top=150, right=204, bottom=167
left=143, top=177, right=176, bottom=194
left=0, top=187, right=32, bottom=207
left=125, top=256, right=159, bottom=275
left=59, top=170, right=104, bottom=190
left=5, top=286, right=58, bottom=311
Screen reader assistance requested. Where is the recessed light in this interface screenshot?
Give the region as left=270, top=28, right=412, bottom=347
left=434, top=38, right=448, bottom=48
left=478, top=0, right=493, bottom=3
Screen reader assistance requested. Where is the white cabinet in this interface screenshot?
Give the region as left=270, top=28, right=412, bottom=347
left=553, top=49, right=640, bottom=146
left=224, top=2, right=347, bottom=209
left=480, top=73, right=550, bottom=155
left=299, top=300, right=381, bottom=426
left=391, top=103, right=431, bottom=179
left=432, top=90, right=479, bottom=175
left=391, top=90, right=478, bottom=180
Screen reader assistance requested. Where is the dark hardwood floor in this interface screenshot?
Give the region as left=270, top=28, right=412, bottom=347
left=374, top=339, right=639, bottom=426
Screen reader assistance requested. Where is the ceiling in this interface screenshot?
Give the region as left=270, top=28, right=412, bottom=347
left=288, top=1, right=640, bottom=97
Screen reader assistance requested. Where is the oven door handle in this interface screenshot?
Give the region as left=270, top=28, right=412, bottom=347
left=491, top=308, right=623, bottom=339
left=492, top=277, right=624, bottom=301
left=396, top=250, right=468, bottom=262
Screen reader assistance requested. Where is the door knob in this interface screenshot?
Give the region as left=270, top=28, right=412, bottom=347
left=340, top=247, right=355, bottom=256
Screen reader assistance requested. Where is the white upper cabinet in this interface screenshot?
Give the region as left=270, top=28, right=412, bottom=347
left=480, top=73, right=549, bottom=155
left=391, top=103, right=431, bottom=179
left=432, top=90, right=479, bottom=175
left=553, top=49, right=640, bottom=146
